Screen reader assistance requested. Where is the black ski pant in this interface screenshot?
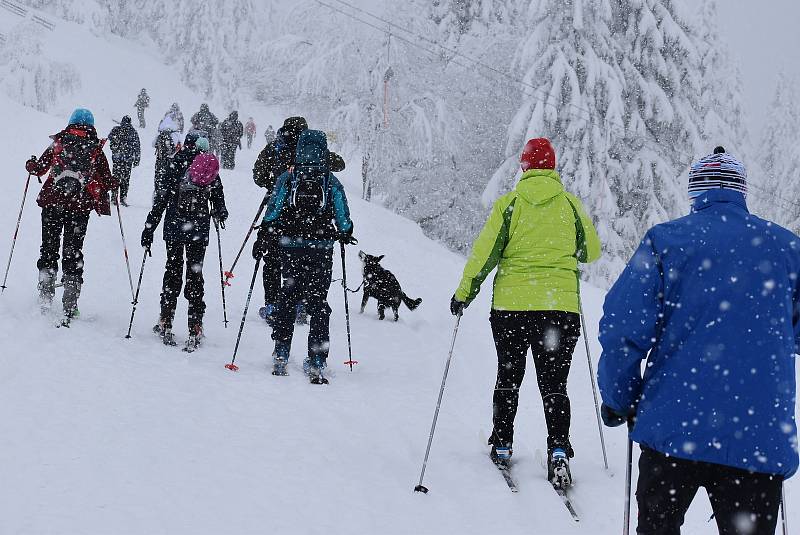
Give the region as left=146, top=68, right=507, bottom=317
left=37, top=206, right=90, bottom=283
left=246, top=133, right=253, bottom=149
left=636, top=446, right=784, bottom=535
left=489, top=310, right=580, bottom=455
left=272, top=246, right=333, bottom=365
left=113, top=159, right=133, bottom=200
left=159, top=241, right=207, bottom=330
left=220, top=142, right=237, bottom=170
left=137, top=108, right=146, bottom=128
left=262, top=244, right=281, bottom=306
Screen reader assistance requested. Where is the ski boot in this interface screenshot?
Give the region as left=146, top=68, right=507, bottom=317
left=60, top=274, right=82, bottom=327
left=37, top=268, right=56, bottom=314
left=305, top=354, right=329, bottom=385
left=490, top=445, right=513, bottom=468
left=548, top=448, right=572, bottom=490
left=258, top=303, right=276, bottom=327
left=153, top=318, right=177, bottom=346
left=183, top=324, right=204, bottom=353
left=272, top=344, right=289, bottom=376
left=120, top=195, right=129, bottom=207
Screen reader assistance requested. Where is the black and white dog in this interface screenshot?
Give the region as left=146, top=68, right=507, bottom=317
left=358, top=251, right=422, bottom=321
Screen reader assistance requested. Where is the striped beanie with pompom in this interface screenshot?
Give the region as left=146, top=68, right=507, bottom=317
left=688, top=146, right=747, bottom=200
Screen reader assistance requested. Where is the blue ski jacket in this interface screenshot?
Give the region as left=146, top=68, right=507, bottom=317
left=598, top=189, right=800, bottom=477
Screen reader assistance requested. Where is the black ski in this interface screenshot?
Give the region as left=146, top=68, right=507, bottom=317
left=534, top=449, right=579, bottom=521
left=490, top=455, right=518, bottom=493
left=553, top=487, right=579, bottom=522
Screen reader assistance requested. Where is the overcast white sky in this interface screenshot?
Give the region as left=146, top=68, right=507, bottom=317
left=716, top=0, right=800, bottom=139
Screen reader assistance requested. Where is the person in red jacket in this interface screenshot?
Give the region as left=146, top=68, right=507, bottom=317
left=25, top=108, right=118, bottom=325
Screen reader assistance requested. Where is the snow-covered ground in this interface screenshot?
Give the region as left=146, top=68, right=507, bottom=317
left=0, top=9, right=796, bottom=535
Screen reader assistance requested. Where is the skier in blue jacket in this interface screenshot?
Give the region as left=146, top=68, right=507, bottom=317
left=252, top=129, right=355, bottom=384
left=598, top=147, right=799, bottom=535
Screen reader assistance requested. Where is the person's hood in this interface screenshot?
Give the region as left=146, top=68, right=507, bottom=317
left=121, top=115, right=132, bottom=126
left=52, top=123, right=98, bottom=141
left=515, top=169, right=565, bottom=205
left=295, top=130, right=328, bottom=167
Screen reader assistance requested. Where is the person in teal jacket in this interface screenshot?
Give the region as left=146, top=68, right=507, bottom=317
left=452, top=137, right=601, bottom=489
left=253, top=130, right=355, bottom=384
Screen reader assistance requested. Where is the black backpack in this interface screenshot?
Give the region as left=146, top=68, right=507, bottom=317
left=290, top=165, right=330, bottom=217
left=175, top=172, right=212, bottom=218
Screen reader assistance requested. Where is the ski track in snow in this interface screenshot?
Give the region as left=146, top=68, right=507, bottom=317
left=0, top=10, right=796, bottom=535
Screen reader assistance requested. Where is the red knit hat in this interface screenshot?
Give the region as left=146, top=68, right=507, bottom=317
left=520, top=138, right=556, bottom=171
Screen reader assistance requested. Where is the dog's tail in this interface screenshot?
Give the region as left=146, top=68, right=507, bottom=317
left=401, top=293, right=422, bottom=311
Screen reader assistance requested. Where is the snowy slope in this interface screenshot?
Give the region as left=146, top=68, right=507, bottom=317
left=0, top=11, right=796, bottom=535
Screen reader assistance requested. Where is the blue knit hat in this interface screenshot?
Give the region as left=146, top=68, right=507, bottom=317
left=68, top=108, right=94, bottom=127
left=195, top=137, right=209, bottom=152
left=688, top=147, right=747, bottom=200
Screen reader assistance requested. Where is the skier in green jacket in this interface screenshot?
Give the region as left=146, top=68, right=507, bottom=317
left=451, top=137, right=601, bottom=490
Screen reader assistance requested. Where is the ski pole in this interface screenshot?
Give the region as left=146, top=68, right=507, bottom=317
left=780, top=483, right=789, bottom=535
left=125, top=247, right=150, bottom=339
left=115, top=194, right=135, bottom=301
left=340, top=241, right=358, bottom=370
left=414, top=312, right=462, bottom=494
left=1, top=173, right=32, bottom=294
left=224, top=194, right=268, bottom=284
left=578, top=293, right=609, bottom=470
left=623, top=436, right=633, bottom=535
left=213, top=218, right=229, bottom=328
left=225, top=257, right=261, bottom=372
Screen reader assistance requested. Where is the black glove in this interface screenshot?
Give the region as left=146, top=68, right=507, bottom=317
left=450, top=295, right=466, bottom=316
left=141, top=227, right=154, bottom=248
left=338, top=226, right=357, bottom=245
left=601, top=403, right=636, bottom=429
left=25, top=156, right=38, bottom=174
left=252, top=226, right=269, bottom=260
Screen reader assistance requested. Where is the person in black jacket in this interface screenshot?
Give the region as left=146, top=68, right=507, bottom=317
left=141, top=152, right=227, bottom=350
left=191, top=103, right=219, bottom=152
left=108, top=116, right=141, bottom=206
left=252, top=116, right=345, bottom=324
left=218, top=111, right=243, bottom=169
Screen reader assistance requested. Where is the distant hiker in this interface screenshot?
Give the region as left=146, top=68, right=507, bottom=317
left=152, top=115, right=182, bottom=194
left=252, top=129, right=355, bottom=384
left=598, top=148, right=798, bottom=535
left=161, top=103, right=184, bottom=133
left=191, top=103, right=219, bottom=153
left=252, top=116, right=346, bottom=325
left=107, top=115, right=141, bottom=206
left=219, top=111, right=243, bottom=169
left=135, top=88, right=149, bottom=128
left=141, top=152, right=227, bottom=351
left=450, top=137, right=600, bottom=489
left=24, top=108, right=118, bottom=326
left=264, top=124, right=275, bottom=145
left=245, top=117, right=256, bottom=149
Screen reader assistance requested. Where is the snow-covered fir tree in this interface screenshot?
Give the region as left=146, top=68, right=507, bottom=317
left=696, top=0, right=749, bottom=155
left=754, top=73, right=800, bottom=231
left=485, top=0, right=714, bottom=282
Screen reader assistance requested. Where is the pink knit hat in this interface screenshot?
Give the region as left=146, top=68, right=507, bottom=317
left=188, top=153, right=219, bottom=186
